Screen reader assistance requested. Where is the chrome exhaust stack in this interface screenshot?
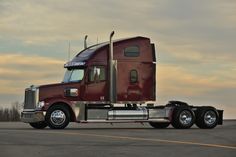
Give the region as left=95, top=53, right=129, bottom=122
left=84, top=35, right=88, bottom=49
left=109, top=31, right=115, bottom=103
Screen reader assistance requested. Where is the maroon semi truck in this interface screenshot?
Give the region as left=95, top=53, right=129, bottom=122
left=21, top=31, right=223, bottom=129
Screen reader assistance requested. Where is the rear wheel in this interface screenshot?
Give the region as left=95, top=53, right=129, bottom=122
left=171, top=107, right=195, bottom=129
left=45, top=105, right=70, bottom=129
left=29, top=121, right=47, bottom=129
left=149, top=122, right=170, bottom=129
left=196, top=108, right=219, bottom=129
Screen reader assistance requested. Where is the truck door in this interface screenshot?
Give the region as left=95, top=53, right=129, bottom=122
left=82, top=65, right=107, bottom=101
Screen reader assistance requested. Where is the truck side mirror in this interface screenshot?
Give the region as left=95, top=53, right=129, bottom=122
left=64, top=88, right=79, bottom=97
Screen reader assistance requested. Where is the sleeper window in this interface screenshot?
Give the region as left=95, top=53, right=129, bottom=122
left=124, top=46, right=140, bottom=57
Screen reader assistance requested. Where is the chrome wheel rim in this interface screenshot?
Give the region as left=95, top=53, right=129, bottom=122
left=50, top=110, right=66, bottom=126
left=179, top=110, right=193, bottom=125
left=204, top=111, right=217, bottom=125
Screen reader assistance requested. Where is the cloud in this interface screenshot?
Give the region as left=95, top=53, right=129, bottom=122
left=0, top=0, right=235, bottom=56
left=0, top=54, right=65, bottom=94
left=157, top=64, right=236, bottom=97
left=0, top=54, right=63, bottom=65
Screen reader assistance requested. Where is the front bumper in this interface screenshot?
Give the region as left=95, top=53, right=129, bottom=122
left=21, top=110, right=45, bottom=123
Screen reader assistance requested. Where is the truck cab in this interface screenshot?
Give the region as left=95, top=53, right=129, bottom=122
left=21, top=32, right=223, bottom=129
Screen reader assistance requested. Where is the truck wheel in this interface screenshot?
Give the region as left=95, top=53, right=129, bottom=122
left=29, top=121, right=47, bottom=129
left=171, top=107, right=195, bottom=129
left=196, top=108, right=219, bottom=129
left=45, top=105, right=70, bottom=129
left=149, top=122, right=170, bottom=129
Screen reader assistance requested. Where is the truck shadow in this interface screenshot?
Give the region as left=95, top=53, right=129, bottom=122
left=0, top=127, right=200, bottom=131
left=63, top=127, right=200, bottom=130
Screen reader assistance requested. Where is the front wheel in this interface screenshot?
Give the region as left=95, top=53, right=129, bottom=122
left=29, top=121, right=47, bottom=129
left=149, top=122, right=170, bottom=129
left=45, top=105, right=70, bottom=129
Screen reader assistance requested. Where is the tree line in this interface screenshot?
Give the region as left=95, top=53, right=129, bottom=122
left=0, top=102, right=22, bottom=121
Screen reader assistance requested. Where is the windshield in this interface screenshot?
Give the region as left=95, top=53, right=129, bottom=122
left=62, top=68, right=84, bottom=83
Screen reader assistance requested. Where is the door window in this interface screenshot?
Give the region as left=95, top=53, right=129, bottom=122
left=88, top=66, right=106, bottom=82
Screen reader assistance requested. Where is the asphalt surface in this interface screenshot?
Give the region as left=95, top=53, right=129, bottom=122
left=0, top=121, right=235, bottom=157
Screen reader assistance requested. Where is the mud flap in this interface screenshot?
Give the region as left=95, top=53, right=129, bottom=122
left=217, top=110, right=223, bottom=125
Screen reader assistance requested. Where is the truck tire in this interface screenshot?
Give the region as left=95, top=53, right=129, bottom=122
left=149, top=122, right=170, bottom=129
left=171, top=107, right=195, bottom=129
left=195, top=107, right=219, bottom=129
left=29, top=121, right=47, bottom=129
left=45, top=105, right=70, bottom=129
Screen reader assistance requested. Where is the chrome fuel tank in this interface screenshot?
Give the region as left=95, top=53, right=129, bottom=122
left=108, top=109, right=148, bottom=120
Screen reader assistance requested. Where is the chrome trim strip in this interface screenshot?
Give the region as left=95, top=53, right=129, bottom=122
left=23, top=109, right=36, bottom=112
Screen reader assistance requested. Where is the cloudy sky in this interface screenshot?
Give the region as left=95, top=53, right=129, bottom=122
left=0, top=0, right=235, bottom=118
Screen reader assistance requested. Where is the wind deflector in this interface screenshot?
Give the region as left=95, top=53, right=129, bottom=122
left=65, top=36, right=150, bottom=69
left=64, top=46, right=104, bottom=68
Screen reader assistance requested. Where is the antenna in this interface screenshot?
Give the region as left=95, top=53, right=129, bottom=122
left=96, top=36, right=98, bottom=45
left=68, top=41, right=70, bottom=61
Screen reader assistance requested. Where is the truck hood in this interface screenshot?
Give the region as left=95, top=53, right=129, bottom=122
left=38, top=82, right=81, bottom=102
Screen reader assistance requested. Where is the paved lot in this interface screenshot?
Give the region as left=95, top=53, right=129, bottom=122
left=0, top=121, right=235, bottom=157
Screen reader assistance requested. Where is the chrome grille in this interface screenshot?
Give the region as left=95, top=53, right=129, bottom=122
left=24, top=88, right=38, bottom=109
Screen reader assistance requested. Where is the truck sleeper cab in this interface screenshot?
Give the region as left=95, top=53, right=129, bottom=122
left=21, top=32, right=223, bottom=129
